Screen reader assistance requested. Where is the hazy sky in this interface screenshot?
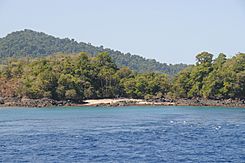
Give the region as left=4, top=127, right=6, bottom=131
left=0, top=0, right=245, bottom=64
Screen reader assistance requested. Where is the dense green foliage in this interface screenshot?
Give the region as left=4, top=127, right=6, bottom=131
left=0, top=53, right=170, bottom=102
left=173, top=52, right=245, bottom=99
left=0, top=29, right=187, bottom=75
left=0, top=33, right=244, bottom=101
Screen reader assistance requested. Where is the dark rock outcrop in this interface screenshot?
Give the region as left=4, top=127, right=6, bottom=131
left=1, top=97, right=67, bottom=107
left=174, top=98, right=245, bottom=107
left=0, top=97, right=4, bottom=104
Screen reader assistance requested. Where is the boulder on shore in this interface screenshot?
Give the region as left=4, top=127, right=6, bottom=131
left=0, top=97, right=4, bottom=104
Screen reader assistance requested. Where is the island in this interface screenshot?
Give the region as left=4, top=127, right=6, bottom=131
left=0, top=30, right=244, bottom=108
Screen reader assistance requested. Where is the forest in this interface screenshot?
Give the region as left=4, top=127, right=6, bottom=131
left=0, top=52, right=244, bottom=102
left=0, top=29, right=187, bottom=75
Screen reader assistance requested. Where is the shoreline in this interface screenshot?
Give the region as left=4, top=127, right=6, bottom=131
left=72, top=98, right=245, bottom=108
left=0, top=97, right=244, bottom=108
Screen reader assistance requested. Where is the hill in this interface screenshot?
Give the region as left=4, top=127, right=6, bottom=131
left=0, top=29, right=187, bottom=75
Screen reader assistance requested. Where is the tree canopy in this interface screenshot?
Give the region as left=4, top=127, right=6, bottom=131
left=0, top=53, right=171, bottom=102
left=0, top=51, right=244, bottom=101
left=172, top=52, right=245, bottom=99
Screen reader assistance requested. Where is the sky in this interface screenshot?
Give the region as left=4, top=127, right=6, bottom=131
left=0, top=0, right=245, bottom=64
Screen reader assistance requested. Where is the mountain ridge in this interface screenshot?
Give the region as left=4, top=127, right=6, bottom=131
left=0, top=29, right=188, bottom=75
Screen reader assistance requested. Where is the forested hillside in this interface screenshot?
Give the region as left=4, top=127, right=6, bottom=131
left=0, top=29, right=187, bottom=75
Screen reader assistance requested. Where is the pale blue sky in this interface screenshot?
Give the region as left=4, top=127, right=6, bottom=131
left=0, top=0, right=244, bottom=64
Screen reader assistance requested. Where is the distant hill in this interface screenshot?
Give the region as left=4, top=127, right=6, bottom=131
left=0, top=29, right=188, bottom=75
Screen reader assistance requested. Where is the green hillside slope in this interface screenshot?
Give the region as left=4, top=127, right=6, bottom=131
left=0, top=29, right=187, bottom=75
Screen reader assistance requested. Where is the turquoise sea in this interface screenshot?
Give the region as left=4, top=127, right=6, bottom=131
left=0, top=106, right=244, bottom=162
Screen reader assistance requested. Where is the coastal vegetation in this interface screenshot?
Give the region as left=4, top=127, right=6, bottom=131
left=0, top=52, right=170, bottom=102
left=0, top=51, right=244, bottom=104
left=172, top=52, right=245, bottom=99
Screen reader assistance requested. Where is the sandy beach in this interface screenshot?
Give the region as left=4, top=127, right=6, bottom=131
left=82, top=98, right=175, bottom=106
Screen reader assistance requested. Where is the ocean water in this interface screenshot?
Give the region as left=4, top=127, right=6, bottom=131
left=0, top=106, right=244, bottom=163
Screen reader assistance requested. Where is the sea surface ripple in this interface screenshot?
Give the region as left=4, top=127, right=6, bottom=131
left=0, top=106, right=244, bottom=162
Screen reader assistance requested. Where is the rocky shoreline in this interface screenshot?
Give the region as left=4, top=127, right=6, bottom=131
left=174, top=98, right=245, bottom=108
left=0, top=97, right=67, bottom=107
left=0, top=97, right=244, bottom=108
